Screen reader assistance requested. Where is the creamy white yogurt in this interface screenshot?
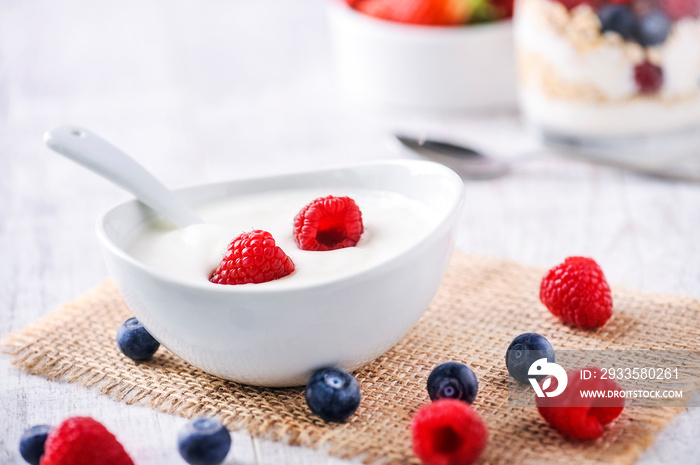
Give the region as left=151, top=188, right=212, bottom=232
left=127, top=188, right=436, bottom=289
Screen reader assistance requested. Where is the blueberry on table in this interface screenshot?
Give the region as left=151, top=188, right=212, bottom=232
left=506, top=333, right=555, bottom=384
left=116, top=317, right=160, bottom=361
left=177, top=418, right=231, bottom=465
left=19, top=424, right=51, bottom=465
left=426, top=361, right=479, bottom=404
left=305, top=367, right=361, bottom=423
left=634, top=11, right=672, bottom=47
left=597, top=4, right=636, bottom=40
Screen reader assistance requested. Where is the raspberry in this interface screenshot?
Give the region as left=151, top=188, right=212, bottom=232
left=293, top=196, right=364, bottom=251
left=554, top=0, right=601, bottom=10
left=209, top=230, right=294, bottom=285
left=660, top=0, right=700, bottom=20
left=634, top=61, right=664, bottom=94
left=536, top=368, right=624, bottom=440
left=491, top=0, right=515, bottom=18
left=41, top=417, right=134, bottom=465
left=540, top=256, right=613, bottom=329
left=411, top=399, right=487, bottom=465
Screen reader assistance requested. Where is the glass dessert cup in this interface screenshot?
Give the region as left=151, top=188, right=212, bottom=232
left=514, top=0, right=700, bottom=156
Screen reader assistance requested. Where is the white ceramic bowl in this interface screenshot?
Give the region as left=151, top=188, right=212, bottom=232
left=97, top=160, right=464, bottom=386
left=327, top=0, right=517, bottom=110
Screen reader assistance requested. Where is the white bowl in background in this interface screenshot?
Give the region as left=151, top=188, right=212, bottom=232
left=327, top=0, right=517, bottom=110
left=97, top=160, right=464, bottom=386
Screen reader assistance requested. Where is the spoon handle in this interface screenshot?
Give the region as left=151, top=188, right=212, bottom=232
left=44, top=125, right=202, bottom=228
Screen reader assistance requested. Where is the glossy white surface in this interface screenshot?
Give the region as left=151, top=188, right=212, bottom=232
left=327, top=0, right=517, bottom=110
left=98, top=161, right=464, bottom=386
left=3, top=0, right=700, bottom=463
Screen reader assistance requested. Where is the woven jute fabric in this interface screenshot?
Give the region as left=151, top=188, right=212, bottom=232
left=3, top=253, right=700, bottom=464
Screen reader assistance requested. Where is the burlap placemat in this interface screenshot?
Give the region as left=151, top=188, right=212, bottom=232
left=3, top=253, right=700, bottom=464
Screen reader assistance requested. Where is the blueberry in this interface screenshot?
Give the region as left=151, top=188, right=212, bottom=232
left=597, top=4, right=636, bottom=40
left=177, top=418, right=231, bottom=465
left=506, top=333, right=555, bottom=384
left=634, top=11, right=672, bottom=47
left=116, top=317, right=160, bottom=361
left=19, top=425, right=51, bottom=465
left=426, top=361, right=478, bottom=404
left=305, top=367, right=361, bottom=423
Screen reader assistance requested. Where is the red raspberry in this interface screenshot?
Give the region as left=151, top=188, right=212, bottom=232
left=41, top=417, right=134, bottom=465
left=209, top=230, right=295, bottom=285
left=660, top=0, right=700, bottom=20
left=554, top=0, right=602, bottom=10
left=634, top=62, right=664, bottom=94
left=540, top=256, right=613, bottom=329
left=492, top=0, right=515, bottom=18
left=536, top=368, right=625, bottom=440
left=293, top=196, right=364, bottom=251
left=411, top=399, right=488, bottom=465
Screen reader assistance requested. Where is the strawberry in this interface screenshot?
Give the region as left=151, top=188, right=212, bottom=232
left=293, top=196, right=364, bottom=251
left=41, top=417, right=134, bottom=465
left=352, top=0, right=476, bottom=26
left=209, top=230, right=295, bottom=285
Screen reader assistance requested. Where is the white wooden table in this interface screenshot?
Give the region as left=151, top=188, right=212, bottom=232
left=2, top=0, right=700, bottom=463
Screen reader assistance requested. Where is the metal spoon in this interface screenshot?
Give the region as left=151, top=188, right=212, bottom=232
left=394, top=134, right=513, bottom=180
left=396, top=133, right=700, bottom=183
left=44, top=125, right=203, bottom=228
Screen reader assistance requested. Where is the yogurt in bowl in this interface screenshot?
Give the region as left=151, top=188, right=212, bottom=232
left=98, top=160, right=464, bottom=386
left=128, top=188, right=437, bottom=289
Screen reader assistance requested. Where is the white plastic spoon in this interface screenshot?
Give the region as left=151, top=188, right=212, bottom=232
left=44, top=125, right=203, bottom=228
